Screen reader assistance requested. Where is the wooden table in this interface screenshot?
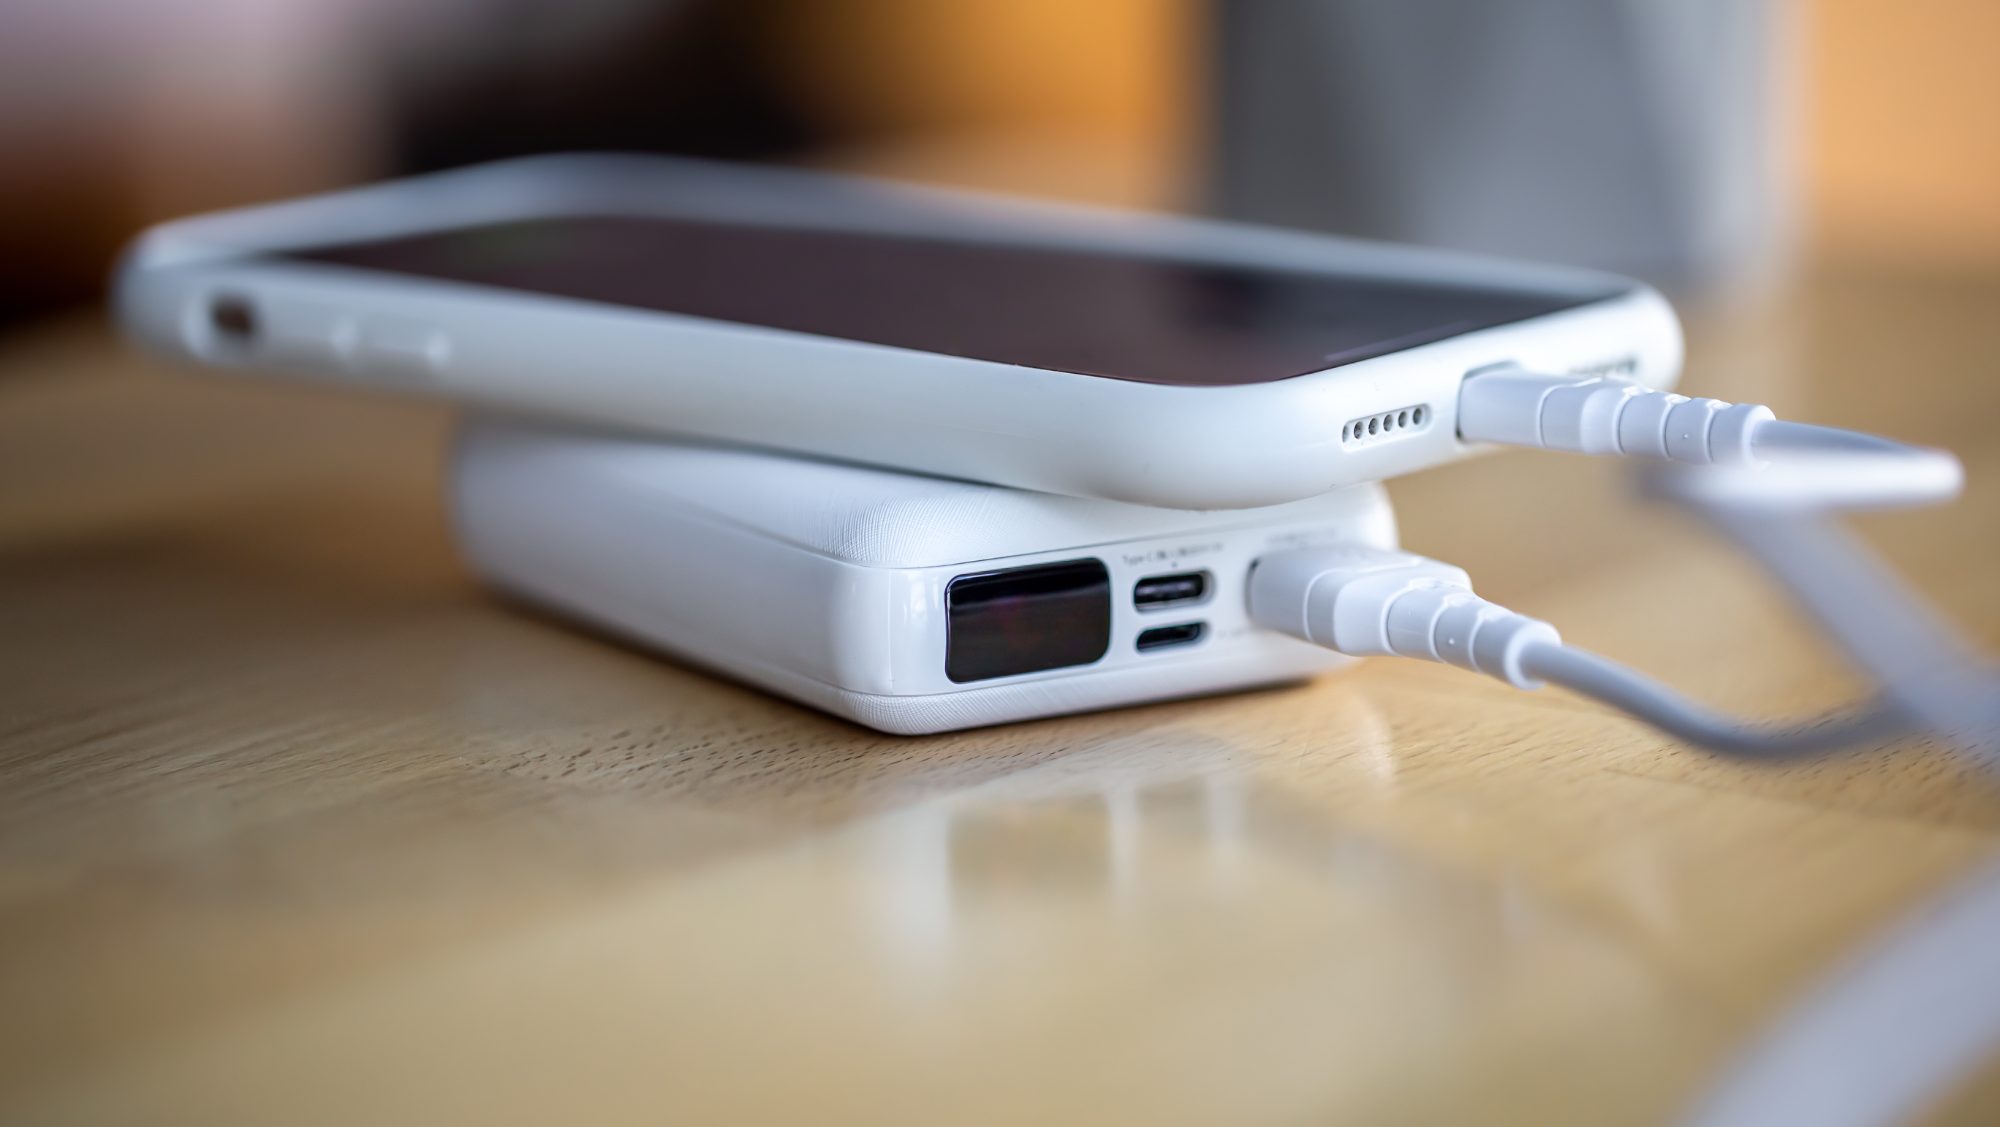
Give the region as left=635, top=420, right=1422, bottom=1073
left=3, top=263, right=1998, bottom=1125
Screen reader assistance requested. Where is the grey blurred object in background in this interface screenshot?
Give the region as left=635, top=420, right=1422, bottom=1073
left=1209, top=0, right=1797, bottom=295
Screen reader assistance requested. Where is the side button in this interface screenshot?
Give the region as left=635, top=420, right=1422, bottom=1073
left=342, top=317, right=449, bottom=383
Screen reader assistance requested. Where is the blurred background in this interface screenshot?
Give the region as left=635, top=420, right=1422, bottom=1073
left=5, top=8, right=2000, bottom=1123
left=3, top=0, right=1997, bottom=331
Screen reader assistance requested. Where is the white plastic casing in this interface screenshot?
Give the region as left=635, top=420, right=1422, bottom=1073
left=450, top=417, right=1399, bottom=734
left=118, top=153, right=1682, bottom=510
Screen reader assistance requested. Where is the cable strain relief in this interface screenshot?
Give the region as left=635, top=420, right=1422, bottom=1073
left=1469, top=614, right=1562, bottom=689
left=1664, top=397, right=1728, bottom=463
left=1596, top=391, right=1773, bottom=466
left=1380, top=585, right=1560, bottom=689
left=1710, top=402, right=1776, bottom=466
left=1457, top=368, right=1778, bottom=469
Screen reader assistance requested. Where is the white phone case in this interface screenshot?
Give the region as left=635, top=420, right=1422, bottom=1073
left=118, top=154, right=1682, bottom=509
left=450, top=417, right=1398, bottom=734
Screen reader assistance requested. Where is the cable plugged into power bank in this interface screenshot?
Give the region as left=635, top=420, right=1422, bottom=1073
left=1246, top=545, right=1906, bottom=755
left=1247, top=547, right=1555, bottom=689
left=1244, top=366, right=1999, bottom=761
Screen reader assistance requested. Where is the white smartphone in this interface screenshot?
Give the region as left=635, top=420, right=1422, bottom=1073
left=451, top=415, right=1397, bottom=733
left=118, top=153, right=1681, bottom=509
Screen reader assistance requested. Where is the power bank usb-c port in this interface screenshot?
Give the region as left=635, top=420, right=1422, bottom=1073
left=1136, top=622, right=1205, bottom=652
left=1133, top=571, right=1210, bottom=611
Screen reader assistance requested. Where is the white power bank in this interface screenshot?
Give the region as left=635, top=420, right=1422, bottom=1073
left=450, top=417, right=1398, bottom=734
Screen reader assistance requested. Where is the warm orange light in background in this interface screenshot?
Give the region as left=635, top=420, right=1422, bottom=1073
left=774, top=0, right=1197, bottom=209
left=1809, top=0, right=2000, bottom=266
left=787, top=0, right=2000, bottom=262
left=1, top=0, right=1997, bottom=322
left=773, top=0, right=1189, bottom=138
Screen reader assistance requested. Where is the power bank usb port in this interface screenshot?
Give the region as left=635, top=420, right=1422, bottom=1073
left=1136, top=622, right=1205, bottom=652
left=1133, top=571, right=1210, bottom=611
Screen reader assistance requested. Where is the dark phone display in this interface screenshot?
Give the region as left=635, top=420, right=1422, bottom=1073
left=284, top=215, right=1625, bottom=387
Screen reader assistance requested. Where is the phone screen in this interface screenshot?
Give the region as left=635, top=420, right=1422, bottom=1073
left=283, top=215, right=1624, bottom=388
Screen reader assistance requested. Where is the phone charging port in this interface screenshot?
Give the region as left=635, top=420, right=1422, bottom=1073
left=1133, top=571, right=1210, bottom=611
left=1136, top=622, right=1205, bottom=652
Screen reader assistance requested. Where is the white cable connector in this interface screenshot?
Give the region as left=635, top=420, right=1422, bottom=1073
left=1456, top=366, right=1965, bottom=501
left=1246, top=543, right=1914, bottom=756
left=1247, top=546, right=1556, bottom=689
left=1458, top=367, right=1773, bottom=464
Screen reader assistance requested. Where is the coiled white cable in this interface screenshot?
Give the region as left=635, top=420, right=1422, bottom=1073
left=1462, top=366, right=1996, bottom=760
left=1310, top=367, right=2000, bottom=1127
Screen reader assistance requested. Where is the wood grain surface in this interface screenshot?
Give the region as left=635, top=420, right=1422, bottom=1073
left=2, top=263, right=1998, bottom=1125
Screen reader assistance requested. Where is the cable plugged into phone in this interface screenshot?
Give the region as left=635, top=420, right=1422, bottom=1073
left=1455, top=365, right=1964, bottom=500
left=1259, top=366, right=2000, bottom=761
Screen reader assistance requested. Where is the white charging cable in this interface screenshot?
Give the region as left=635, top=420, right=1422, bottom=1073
left=1247, top=544, right=1906, bottom=754
left=1257, top=368, right=2000, bottom=1127
left=1455, top=365, right=1965, bottom=496
left=1248, top=368, right=1999, bottom=760
left=1443, top=369, right=2000, bottom=1127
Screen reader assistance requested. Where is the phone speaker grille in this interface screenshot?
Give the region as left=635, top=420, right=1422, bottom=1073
left=1341, top=404, right=1432, bottom=446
